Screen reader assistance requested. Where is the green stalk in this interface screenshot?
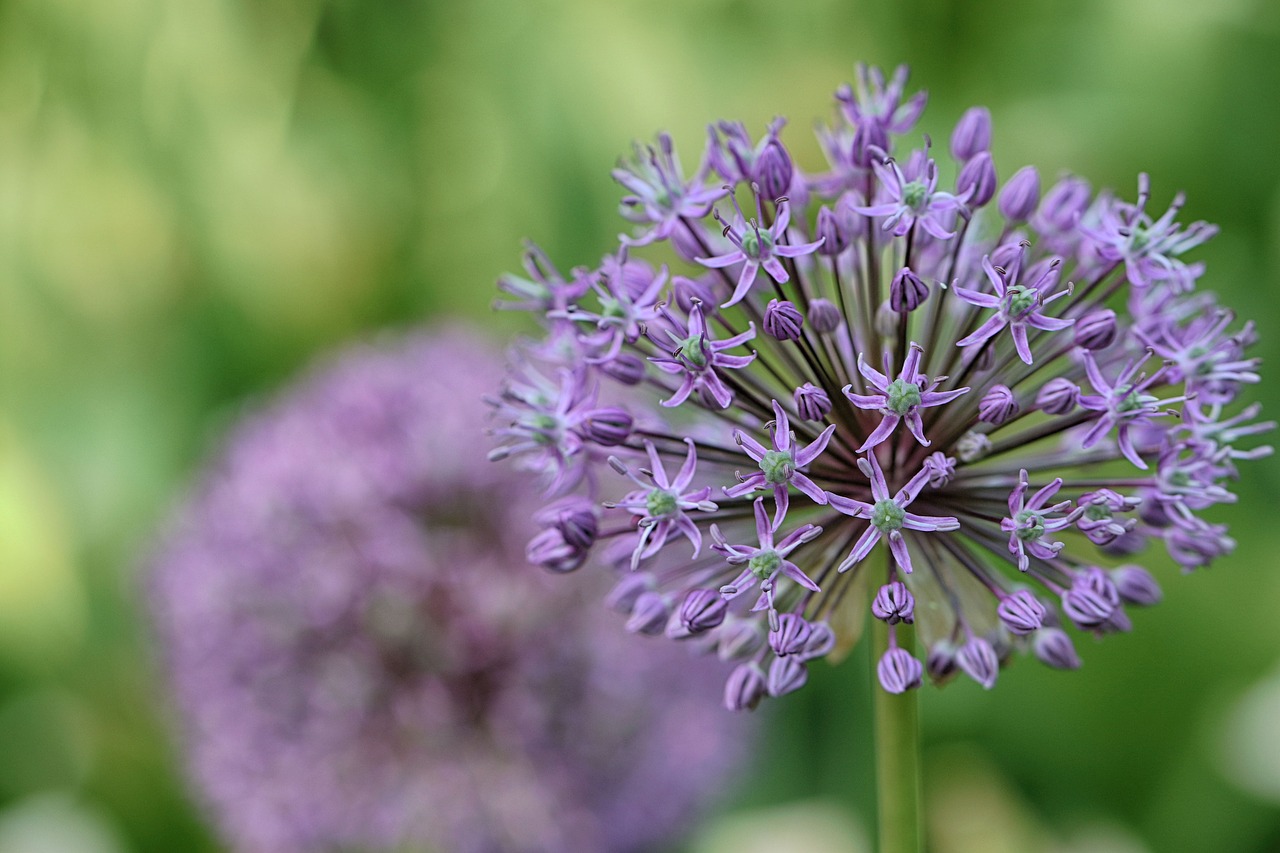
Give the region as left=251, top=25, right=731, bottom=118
left=873, top=616, right=923, bottom=853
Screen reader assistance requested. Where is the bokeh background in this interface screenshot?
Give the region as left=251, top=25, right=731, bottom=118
left=1, top=0, right=1279, bottom=850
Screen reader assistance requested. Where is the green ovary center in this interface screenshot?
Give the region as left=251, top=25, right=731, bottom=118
left=680, top=335, right=707, bottom=368
left=1014, top=509, right=1046, bottom=540
left=760, top=450, right=794, bottom=485
left=885, top=378, right=922, bottom=415
left=1006, top=285, right=1037, bottom=317
left=1115, top=384, right=1144, bottom=413
left=902, top=181, right=927, bottom=210
left=871, top=499, right=906, bottom=532
left=1085, top=504, right=1111, bottom=521
left=646, top=488, right=678, bottom=518
left=749, top=549, right=783, bottom=580
left=740, top=229, right=774, bottom=260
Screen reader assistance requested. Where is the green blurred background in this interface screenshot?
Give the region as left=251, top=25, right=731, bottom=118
left=1, top=0, right=1279, bottom=850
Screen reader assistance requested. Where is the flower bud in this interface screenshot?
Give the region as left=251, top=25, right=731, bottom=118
left=814, top=205, right=847, bottom=257
left=850, top=121, right=888, bottom=169
left=625, top=591, right=670, bottom=635
left=764, top=299, right=804, bottom=341
left=723, top=663, right=767, bottom=711
left=1036, top=175, right=1091, bottom=233
left=716, top=618, right=765, bottom=662
left=926, top=642, right=957, bottom=681
left=956, top=636, right=1000, bottom=689
left=924, top=452, right=956, bottom=488
left=1061, top=568, right=1120, bottom=629
left=679, top=588, right=729, bottom=633
left=872, top=581, right=915, bottom=624
left=978, top=384, right=1018, bottom=425
left=582, top=407, right=634, bottom=446
left=999, top=165, right=1040, bottom=222
left=1100, top=607, right=1133, bottom=634
left=1111, top=565, right=1163, bottom=606
left=536, top=497, right=598, bottom=550
left=1036, top=377, right=1080, bottom=415
left=957, top=151, right=997, bottom=207
left=997, top=589, right=1046, bottom=635
left=1033, top=627, right=1081, bottom=670
left=794, top=383, right=832, bottom=421
left=755, top=140, right=794, bottom=201
left=673, top=275, right=718, bottom=314
left=950, top=106, right=992, bottom=162
left=769, top=613, right=813, bottom=656
left=598, top=353, right=646, bottom=386
left=889, top=267, right=929, bottom=312
left=835, top=191, right=868, bottom=241
left=1074, top=309, right=1117, bottom=351
left=807, top=298, right=842, bottom=334
left=799, top=622, right=835, bottom=660
left=957, top=431, right=992, bottom=462
left=877, top=647, right=923, bottom=694
left=525, top=528, right=586, bottom=573
left=766, top=656, right=808, bottom=697
left=605, top=572, right=654, bottom=612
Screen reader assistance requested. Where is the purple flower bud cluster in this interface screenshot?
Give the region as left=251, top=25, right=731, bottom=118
left=148, top=329, right=751, bottom=851
left=490, top=63, right=1270, bottom=706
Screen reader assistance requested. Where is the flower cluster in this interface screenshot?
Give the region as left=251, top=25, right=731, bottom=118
left=148, top=329, right=751, bottom=852
left=490, top=64, right=1269, bottom=707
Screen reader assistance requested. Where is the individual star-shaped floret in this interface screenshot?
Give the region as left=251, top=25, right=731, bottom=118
left=648, top=301, right=757, bottom=409
left=826, top=453, right=959, bottom=574
left=1000, top=470, right=1083, bottom=572
left=954, top=252, right=1074, bottom=364
left=844, top=342, right=968, bottom=451
left=696, top=187, right=824, bottom=308
left=607, top=439, right=718, bottom=570
left=725, top=400, right=837, bottom=529
left=614, top=132, right=729, bottom=247
left=855, top=150, right=967, bottom=239
left=712, top=498, right=823, bottom=615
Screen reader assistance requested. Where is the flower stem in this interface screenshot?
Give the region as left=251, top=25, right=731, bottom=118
left=873, top=617, right=923, bottom=853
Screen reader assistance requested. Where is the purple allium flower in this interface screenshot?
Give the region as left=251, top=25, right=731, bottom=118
left=857, top=148, right=968, bottom=239
left=148, top=329, right=750, bottom=852
left=697, top=189, right=824, bottom=308
left=726, top=400, right=836, bottom=529
left=845, top=343, right=969, bottom=451
left=490, top=64, right=1269, bottom=705
left=954, top=250, right=1074, bottom=364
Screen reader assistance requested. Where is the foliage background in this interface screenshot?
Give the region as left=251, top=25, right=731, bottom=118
left=0, top=0, right=1278, bottom=850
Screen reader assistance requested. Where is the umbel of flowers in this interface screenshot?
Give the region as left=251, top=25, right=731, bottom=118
left=490, top=64, right=1270, bottom=710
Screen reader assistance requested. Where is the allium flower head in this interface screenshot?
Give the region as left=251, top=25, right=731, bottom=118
left=148, top=329, right=750, bottom=852
left=491, top=63, right=1269, bottom=705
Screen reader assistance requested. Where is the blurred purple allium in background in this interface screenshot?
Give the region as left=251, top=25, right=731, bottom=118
left=489, top=63, right=1270, bottom=706
left=147, top=329, right=749, bottom=853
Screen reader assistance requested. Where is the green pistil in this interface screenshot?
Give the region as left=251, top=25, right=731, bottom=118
left=760, top=450, right=794, bottom=485
left=886, top=379, right=923, bottom=415
left=740, top=228, right=774, bottom=260
left=1085, top=504, right=1111, bottom=521
left=1169, top=471, right=1192, bottom=488
left=1115, top=384, right=1143, bottom=413
left=1006, top=284, right=1037, bottom=318
left=901, top=180, right=927, bottom=210
left=646, top=488, right=678, bottom=518
left=679, top=335, right=708, bottom=368
left=531, top=413, right=559, bottom=442
left=1014, top=509, right=1046, bottom=541
left=871, top=499, right=906, bottom=532
left=749, top=549, right=783, bottom=580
